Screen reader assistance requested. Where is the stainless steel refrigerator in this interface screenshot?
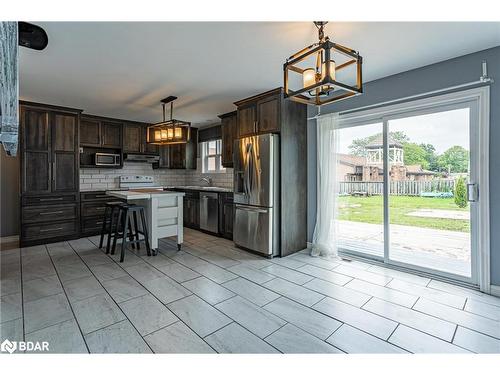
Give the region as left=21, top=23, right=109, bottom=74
left=233, top=133, right=280, bottom=257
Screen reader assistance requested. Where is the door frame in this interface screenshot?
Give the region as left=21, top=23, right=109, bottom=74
left=333, top=86, right=490, bottom=292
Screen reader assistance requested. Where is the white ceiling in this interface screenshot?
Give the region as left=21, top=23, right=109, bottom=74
left=20, top=22, right=500, bottom=126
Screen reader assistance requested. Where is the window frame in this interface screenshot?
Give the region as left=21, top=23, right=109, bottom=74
left=201, top=139, right=226, bottom=173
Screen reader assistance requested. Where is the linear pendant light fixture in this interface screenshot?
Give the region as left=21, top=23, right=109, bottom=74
left=147, top=96, right=191, bottom=145
left=284, top=21, right=363, bottom=106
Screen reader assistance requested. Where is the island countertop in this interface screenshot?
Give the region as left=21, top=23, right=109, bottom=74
left=106, top=190, right=185, bottom=200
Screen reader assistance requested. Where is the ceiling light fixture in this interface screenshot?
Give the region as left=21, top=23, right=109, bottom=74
left=147, top=96, right=190, bottom=145
left=284, top=21, right=363, bottom=106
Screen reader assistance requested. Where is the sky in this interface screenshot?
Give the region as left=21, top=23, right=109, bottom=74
left=337, top=107, right=470, bottom=155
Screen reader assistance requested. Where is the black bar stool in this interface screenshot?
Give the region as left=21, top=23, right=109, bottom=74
left=99, top=201, right=131, bottom=254
left=111, top=204, right=152, bottom=262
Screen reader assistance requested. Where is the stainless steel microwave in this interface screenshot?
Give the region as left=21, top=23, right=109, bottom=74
left=95, top=152, right=120, bottom=166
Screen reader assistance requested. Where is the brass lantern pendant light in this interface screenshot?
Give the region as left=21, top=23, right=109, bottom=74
left=284, top=21, right=363, bottom=106
left=147, top=96, right=191, bottom=145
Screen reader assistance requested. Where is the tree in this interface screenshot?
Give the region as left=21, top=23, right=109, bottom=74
left=454, top=177, right=468, bottom=208
left=403, top=143, right=430, bottom=169
left=419, top=143, right=439, bottom=171
left=391, top=131, right=410, bottom=144
left=437, top=146, right=469, bottom=173
left=348, top=131, right=410, bottom=157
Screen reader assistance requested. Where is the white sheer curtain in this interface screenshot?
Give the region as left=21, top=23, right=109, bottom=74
left=311, top=113, right=340, bottom=258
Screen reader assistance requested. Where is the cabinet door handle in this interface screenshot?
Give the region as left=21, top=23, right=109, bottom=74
left=39, top=197, right=64, bottom=202
left=52, top=161, right=56, bottom=183
left=39, top=211, right=64, bottom=215
left=40, top=227, right=63, bottom=233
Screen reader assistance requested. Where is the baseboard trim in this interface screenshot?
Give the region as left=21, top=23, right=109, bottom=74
left=307, top=241, right=312, bottom=249
left=490, top=284, right=500, bottom=297
left=0, top=235, right=19, bottom=244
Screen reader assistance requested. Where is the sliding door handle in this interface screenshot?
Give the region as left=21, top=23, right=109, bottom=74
left=467, top=183, right=479, bottom=202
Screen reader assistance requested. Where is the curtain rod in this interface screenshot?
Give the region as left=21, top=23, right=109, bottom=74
left=334, top=60, right=494, bottom=117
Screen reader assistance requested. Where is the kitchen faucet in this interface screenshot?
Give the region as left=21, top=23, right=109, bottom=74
left=200, top=177, right=212, bottom=186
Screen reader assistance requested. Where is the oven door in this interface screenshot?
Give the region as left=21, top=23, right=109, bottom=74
left=95, top=153, right=120, bottom=166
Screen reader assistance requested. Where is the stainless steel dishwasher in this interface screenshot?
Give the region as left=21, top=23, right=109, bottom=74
left=199, top=192, right=219, bottom=234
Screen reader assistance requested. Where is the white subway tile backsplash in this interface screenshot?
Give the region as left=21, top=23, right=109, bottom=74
left=80, top=160, right=233, bottom=191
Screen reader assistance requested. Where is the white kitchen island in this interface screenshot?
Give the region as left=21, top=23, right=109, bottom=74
left=106, top=190, right=185, bottom=252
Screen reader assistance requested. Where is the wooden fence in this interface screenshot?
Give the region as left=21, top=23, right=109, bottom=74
left=338, top=180, right=455, bottom=196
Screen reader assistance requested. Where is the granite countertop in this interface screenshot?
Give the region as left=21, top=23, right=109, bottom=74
left=81, top=185, right=233, bottom=193
left=166, top=186, right=233, bottom=193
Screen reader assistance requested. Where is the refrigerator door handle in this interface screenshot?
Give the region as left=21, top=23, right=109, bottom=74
left=235, top=205, right=268, bottom=214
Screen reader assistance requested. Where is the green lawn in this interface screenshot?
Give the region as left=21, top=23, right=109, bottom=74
left=337, top=195, right=470, bottom=232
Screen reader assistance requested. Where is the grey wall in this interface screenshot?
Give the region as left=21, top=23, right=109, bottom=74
left=0, top=147, right=20, bottom=237
left=307, top=46, right=500, bottom=285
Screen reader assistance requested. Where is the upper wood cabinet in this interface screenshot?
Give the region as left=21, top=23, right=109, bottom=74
left=237, top=105, right=256, bottom=138
left=101, top=121, right=122, bottom=148
left=52, top=113, right=79, bottom=192
left=142, top=126, right=159, bottom=154
left=157, top=128, right=197, bottom=169
left=123, top=123, right=142, bottom=153
left=123, top=122, right=158, bottom=155
left=219, top=111, right=237, bottom=168
left=80, top=118, right=100, bottom=146
left=80, top=115, right=123, bottom=149
left=20, top=103, right=81, bottom=195
left=257, top=94, right=280, bottom=133
left=21, top=107, right=52, bottom=194
left=234, top=89, right=281, bottom=138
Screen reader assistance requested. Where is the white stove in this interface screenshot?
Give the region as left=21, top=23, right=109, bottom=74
left=119, top=175, right=163, bottom=190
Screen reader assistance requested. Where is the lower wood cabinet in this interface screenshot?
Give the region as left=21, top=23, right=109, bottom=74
left=22, top=220, right=79, bottom=241
left=80, top=191, right=123, bottom=236
left=182, top=191, right=200, bottom=229
left=219, top=192, right=234, bottom=240
left=20, top=193, right=80, bottom=246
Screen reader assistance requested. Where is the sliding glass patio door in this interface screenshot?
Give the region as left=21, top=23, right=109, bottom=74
left=336, top=122, right=385, bottom=260
left=386, top=104, right=477, bottom=283
left=334, top=90, right=486, bottom=286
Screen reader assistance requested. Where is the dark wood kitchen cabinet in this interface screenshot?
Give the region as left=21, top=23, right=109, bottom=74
left=218, top=111, right=237, bottom=167
left=123, top=123, right=142, bottom=153
left=123, top=122, right=158, bottom=155
left=20, top=101, right=82, bottom=247
left=182, top=190, right=200, bottom=229
left=101, top=121, right=122, bottom=148
left=236, top=105, right=256, bottom=138
left=233, top=87, right=308, bottom=257
left=219, top=192, right=234, bottom=240
left=234, top=88, right=281, bottom=138
left=157, top=128, right=198, bottom=169
left=80, top=115, right=123, bottom=149
left=79, top=117, right=100, bottom=146
left=143, top=126, right=159, bottom=154
left=80, top=191, right=123, bottom=236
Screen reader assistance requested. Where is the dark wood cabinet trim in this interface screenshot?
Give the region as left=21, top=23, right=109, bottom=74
left=233, top=87, right=283, bottom=107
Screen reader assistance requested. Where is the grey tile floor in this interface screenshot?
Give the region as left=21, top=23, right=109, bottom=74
left=1, top=228, right=500, bottom=353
